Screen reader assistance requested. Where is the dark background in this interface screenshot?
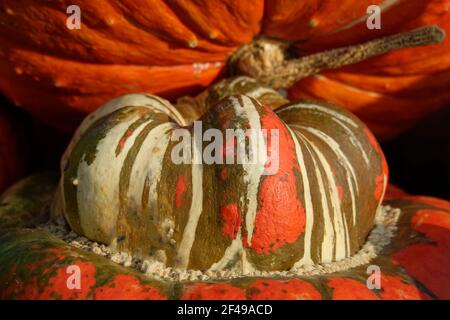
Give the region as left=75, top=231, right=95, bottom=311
left=1, top=94, right=449, bottom=200
left=382, top=105, right=450, bottom=200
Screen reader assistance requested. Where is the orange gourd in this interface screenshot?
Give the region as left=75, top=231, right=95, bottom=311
left=0, top=0, right=449, bottom=139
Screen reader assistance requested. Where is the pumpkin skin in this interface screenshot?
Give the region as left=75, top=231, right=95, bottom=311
left=0, top=173, right=59, bottom=229
left=0, top=174, right=448, bottom=300
left=52, top=77, right=387, bottom=271
left=1, top=1, right=449, bottom=139
left=0, top=106, right=28, bottom=193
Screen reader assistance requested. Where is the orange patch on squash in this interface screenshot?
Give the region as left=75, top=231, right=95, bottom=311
left=249, top=279, right=321, bottom=300
left=378, top=274, right=429, bottom=300
left=94, top=275, right=166, bottom=300
left=337, top=185, right=343, bottom=202
left=364, top=128, right=388, bottom=200
left=220, top=203, right=242, bottom=239
left=219, top=168, right=228, bottom=180
left=181, top=283, right=246, bottom=300
left=11, top=260, right=96, bottom=300
left=392, top=209, right=450, bottom=299
left=329, top=274, right=429, bottom=300
left=175, top=173, right=188, bottom=209
left=249, top=105, right=305, bottom=254
left=328, top=277, right=379, bottom=300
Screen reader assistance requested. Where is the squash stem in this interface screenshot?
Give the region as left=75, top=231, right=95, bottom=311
left=231, top=25, right=446, bottom=89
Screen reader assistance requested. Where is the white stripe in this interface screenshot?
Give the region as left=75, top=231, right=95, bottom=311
left=295, top=126, right=359, bottom=225
left=294, top=131, right=335, bottom=263
left=209, top=233, right=243, bottom=271
left=76, top=115, right=149, bottom=244
left=227, top=77, right=248, bottom=88
left=377, top=175, right=388, bottom=213
left=331, top=118, right=370, bottom=166
left=277, top=103, right=358, bottom=128
left=127, top=123, right=175, bottom=222
left=145, top=95, right=188, bottom=127
left=283, top=100, right=371, bottom=166
left=304, top=136, right=349, bottom=260
left=247, top=87, right=279, bottom=99
left=230, top=96, right=266, bottom=246
left=175, top=162, right=204, bottom=269
left=62, top=94, right=187, bottom=174
left=287, top=127, right=315, bottom=267
left=82, top=94, right=184, bottom=137
left=209, top=230, right=256, bottom=274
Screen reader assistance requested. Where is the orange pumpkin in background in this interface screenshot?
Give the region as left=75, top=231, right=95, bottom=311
left=0, top=0, right=449, bottom=139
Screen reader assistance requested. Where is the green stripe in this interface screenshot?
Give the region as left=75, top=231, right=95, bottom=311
left=63, top=107, right=145, bottom=236
left=116, top=113, right=169, bottom=256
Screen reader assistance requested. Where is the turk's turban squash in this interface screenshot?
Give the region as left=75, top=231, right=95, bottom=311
left=0, top=0, right=449, bottom=139
left=0, top=78, right=449, bottom=300
left=52, top=76, right=388, bottom=270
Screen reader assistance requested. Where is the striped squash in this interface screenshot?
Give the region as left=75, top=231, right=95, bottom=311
left=52, top=77, right=388, bottom=271
left=1, top=176, right=449, bottom=300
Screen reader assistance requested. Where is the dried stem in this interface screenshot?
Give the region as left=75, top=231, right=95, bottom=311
left=232, top=25, right=446, bottom=89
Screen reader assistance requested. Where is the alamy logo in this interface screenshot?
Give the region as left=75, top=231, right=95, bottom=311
left=66, top=5, right=81, bottom=30
left=367, top=5, right=381, bottom=30
left=171, top=121, right=280, bottom=175
left=66, top=265, right=81, bottom=290
left=366, top=265, right=381, bottom=290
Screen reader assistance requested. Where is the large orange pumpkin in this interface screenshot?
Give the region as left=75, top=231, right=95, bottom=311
left=0, top=0, right=449, bottom=139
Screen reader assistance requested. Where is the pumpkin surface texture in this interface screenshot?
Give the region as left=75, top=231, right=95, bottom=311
left=51, top=77, right=388, bottom=272
left=1, top=175, right=449, bottom=300
left=0, top=0, right=449, bottom=139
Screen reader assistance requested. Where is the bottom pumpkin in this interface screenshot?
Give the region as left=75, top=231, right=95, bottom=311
left=0, top=174, right=449, bottom=300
